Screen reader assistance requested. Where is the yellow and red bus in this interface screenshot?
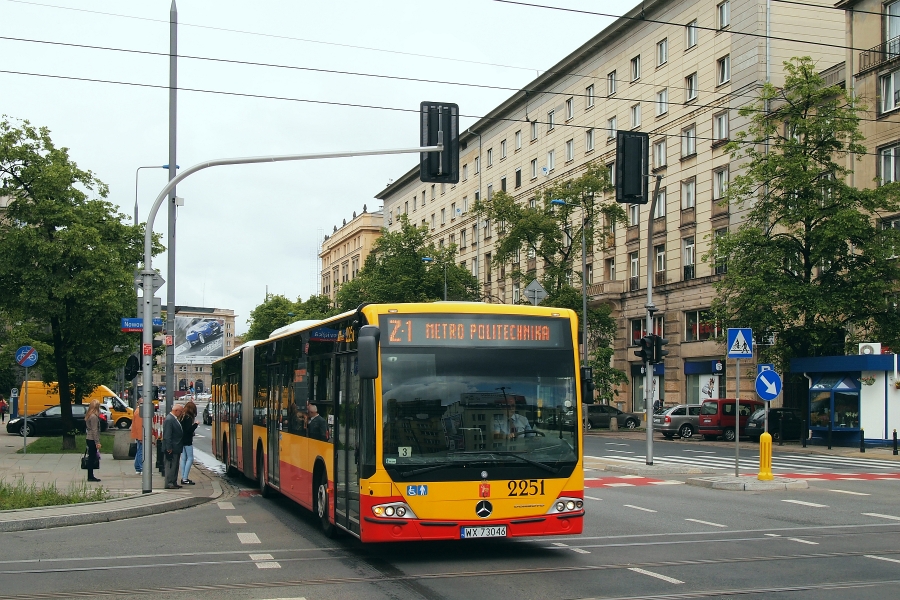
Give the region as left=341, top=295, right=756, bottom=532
left=211, top=302, right=585, bottom=542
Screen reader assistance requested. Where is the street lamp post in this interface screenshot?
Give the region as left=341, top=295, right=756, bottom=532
left=135, top=165, right=177, bottom=227
left=422, top=256, right=447, bottom=301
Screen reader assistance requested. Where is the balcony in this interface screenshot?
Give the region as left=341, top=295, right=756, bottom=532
left=684, top=264, right=695, bottom=281
left=655, top=271, right=667, bottom=286
left=629, top=276, right=641, bottom=291
left=586, top=280, right=625, bottom=297
left=859, top=36, right=900, bottom=75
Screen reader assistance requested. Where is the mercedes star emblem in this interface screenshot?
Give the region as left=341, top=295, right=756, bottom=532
left=475, top=500, right=493, bottom=518
left=481, top=470, right=488, bottom=479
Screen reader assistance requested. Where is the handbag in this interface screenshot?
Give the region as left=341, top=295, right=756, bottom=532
left=128, top=442, right=137, bottom=458
left=80, top=449, right=100, bottom=470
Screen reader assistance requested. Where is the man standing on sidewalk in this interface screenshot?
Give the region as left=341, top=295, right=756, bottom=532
left=162, top=404, right=184, bottom=489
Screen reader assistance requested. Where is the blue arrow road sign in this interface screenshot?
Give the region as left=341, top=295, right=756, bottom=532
left=726, top=328, right=753, bottom=359
left=15, top=346, right=38, bottom=368
left=755, top=370, right=782, bottom=402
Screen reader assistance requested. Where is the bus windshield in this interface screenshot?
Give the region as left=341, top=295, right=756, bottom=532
left=381, top=346, right=578, bottom=480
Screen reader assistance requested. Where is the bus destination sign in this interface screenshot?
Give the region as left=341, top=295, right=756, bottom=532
left=379, top=314, right=569, bottom=348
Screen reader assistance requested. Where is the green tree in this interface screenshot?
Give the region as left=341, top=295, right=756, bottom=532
left=474, top=163, right=625, bottom=295
left=541, top=285, right=628, bottom=403
left=0, top=117, right=154, bottom=448
left=710, top=57, right=900, bottom=371
left=245, top=294, right=298, bottom=341
left=333, top=216, right=479, bottom=311
left=297, top=294, right=334, bottom=320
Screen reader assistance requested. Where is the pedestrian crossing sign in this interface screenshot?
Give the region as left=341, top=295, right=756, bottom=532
left=727, top=328, right=753, bottom=359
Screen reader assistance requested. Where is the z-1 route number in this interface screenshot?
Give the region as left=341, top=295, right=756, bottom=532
left=507, top=479, right=545, bottom=496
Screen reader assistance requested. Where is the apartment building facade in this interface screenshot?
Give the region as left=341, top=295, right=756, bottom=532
left=319, top=205, right=384, bottom=303
left=375, top=0, right=843, bottom=411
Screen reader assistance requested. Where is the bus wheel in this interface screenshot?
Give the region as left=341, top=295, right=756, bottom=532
left=223, top=437, right=238, bottom=477
left=257, top=448, right=271, bottom=498
left=315, top=473, right=335, bottom=537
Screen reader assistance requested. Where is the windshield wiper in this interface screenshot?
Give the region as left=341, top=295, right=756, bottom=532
left=395, top=462, right=467, bottom=478
left=454, top=451, right=561, bottom=474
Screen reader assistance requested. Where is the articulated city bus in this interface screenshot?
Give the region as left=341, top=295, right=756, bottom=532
left=211, top=302, right=585, bottom=542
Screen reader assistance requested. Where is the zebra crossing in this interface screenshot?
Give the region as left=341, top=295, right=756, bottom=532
left=587, top=450, right=900, bottom=474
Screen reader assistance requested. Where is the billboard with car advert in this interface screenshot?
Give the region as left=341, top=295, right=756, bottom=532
left=174, top=316, right=225, bottom=364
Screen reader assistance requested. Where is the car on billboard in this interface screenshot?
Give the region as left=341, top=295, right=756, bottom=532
left=186, top=318, right=222, bottom=347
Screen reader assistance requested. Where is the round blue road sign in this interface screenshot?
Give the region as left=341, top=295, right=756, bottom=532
left=15, top=346, right=38, bottom=368
left=755, top=370, right=782, bottom=402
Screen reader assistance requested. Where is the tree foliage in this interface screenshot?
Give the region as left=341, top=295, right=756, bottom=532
left=245, top=293, right=335, bottom=341
left=333, top=216, right=479, bottom=312
left=0, top=117, right=157, bottom=447
left=710, top=58, right=900, bottom=371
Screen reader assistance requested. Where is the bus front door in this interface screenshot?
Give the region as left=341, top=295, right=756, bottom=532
left=227, top=375, right=239, bottom=468
left=266, top=365, right=282, bottom=487
left=334, top=353, right=361, bottom=535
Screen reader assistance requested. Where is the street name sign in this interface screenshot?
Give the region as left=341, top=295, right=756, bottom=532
left=121, top=317, right=164, bottom=332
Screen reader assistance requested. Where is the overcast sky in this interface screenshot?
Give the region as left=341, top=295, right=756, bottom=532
left=0, top=0, right=632, bottom=334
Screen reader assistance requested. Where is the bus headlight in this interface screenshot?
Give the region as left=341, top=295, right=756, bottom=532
left=371, top=501, right=417, bottom=519
left=547, top=496, right=584, bottom=515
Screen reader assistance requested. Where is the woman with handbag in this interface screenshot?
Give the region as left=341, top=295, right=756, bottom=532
left=85, top=399, right=102, bottom=482
left=180, top=401, right=198, bottom=485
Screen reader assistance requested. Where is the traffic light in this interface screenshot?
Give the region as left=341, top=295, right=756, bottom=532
left=420, top=102, right=459, bottom=184
left=634, top=335, right=653, bottom=362
left=652, top=334, right=669, bottom=365
left=615, top=131, right=649, bottom=204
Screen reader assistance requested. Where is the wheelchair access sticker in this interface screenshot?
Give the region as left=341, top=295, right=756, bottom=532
left=407, top=485, right=428, bottom=496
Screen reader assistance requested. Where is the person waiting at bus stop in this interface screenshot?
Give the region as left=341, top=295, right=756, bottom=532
left=163, top=404, right=185, bottom=489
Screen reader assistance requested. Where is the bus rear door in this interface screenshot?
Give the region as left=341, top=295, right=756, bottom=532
left=267, top=365, right=282, bottom=487
left=334, top=352, right=361, bottom=535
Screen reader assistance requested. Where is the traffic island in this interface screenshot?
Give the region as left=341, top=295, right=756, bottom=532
left=686, top=475, right=808, bottom=491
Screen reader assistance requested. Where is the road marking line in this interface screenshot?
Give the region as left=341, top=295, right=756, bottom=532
left=787, top=538, right=819, bottom=545
left=619, top=475, right=643, bottom=479
left=602, top=443, right=630, bottom=446
left=683, top=450, right=715, bottom=454
left=862, top=513, right=900, bottom=521
left=584, top=495, right=602, bottom=501
left=765, top=534, right=781, bottom=537
left=828, top=489, right=870, bottom=496
left=649, top=481, right=684, bottom=485
left=628, top=567, right=684, bottom=584
left=237, top=533, right=261, bottom=544
left=685, top=518, right=726, bottom=528
left=606, top=450, right=635, bottom=454
left=624, top=504, right=657, bottom=513
left=249, top=554, right=274, bottom=560
left=781, top=499, right=828, bottom=507
left=227, top=516, right=246, bottom=524
left=552, top=542, right=569, bottom=547
left=256, top=561, right=282, bottom=569
left=866, top=555, right=900, bottom=565
left=571, top=548, right=591, bottom=554
left=217, top=502, right=234, bottom=510
left=606, top=483, right=635, bottom=487
left=838, top=477, right=864, bottom=480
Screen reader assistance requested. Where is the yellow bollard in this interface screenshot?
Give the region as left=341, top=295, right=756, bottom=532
left=758, top=432, right=773, bottom=480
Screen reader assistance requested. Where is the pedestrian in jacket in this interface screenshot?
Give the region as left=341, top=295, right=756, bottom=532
left=131, top=400, right=144, bottom=474
left=85, top=399, right=102, bottom=482
left=0, top=397, right=8, bottom=423
left=180, top=401, right=198, bottom=485
left=162, top=404, right=184, bottom=489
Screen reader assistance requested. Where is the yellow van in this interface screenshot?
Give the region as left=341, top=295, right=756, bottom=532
left=19, top=382, right=134, bottom=428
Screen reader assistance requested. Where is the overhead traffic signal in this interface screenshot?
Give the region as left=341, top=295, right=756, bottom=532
left=634, top=335, right=653, bottom=362
left=420, top=102, right=459, bottom=184
left=652, top=335, right=669, bottom=365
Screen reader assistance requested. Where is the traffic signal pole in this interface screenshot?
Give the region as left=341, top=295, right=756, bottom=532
left=644, top=175, right=662, bottom=465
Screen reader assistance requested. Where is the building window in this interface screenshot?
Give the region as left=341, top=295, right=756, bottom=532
left=713, top=167, right=729, bottom=200
left=431, top=214, right=436, bottom=229
left=656, top=88, right=668, bottom=115
left=451, top=202, right=456, bottom=219
left=685, top=309, right=716, bottom=341
left=629, top=251, right=640, bottom=291
left=718, top=0, right=730, bottom=29
left=513, top=286, right=520, bottom=303
left=682, top=125, right=696, bottom=157
left=463, top=196, right=468, bottom=213
left=487, top=184, right=493, bottom=200
left=685, top=72, right=698, bottom=101
left=566, top=139, right=574, bottom=161
left=501, top=177, right=506, bottom=192
left=547, top=150, right=555, bottom=171
left=686, top=19, right=698, bottom=48
left=631, top=104, right=641, bottom=128
left=713, top=111, right=729, bottom=142
left=631, top=56, right=641, bottom=81
left=655, top=244, right=666, bottom=278
left=515, top=168, right=522, bottom=188
left=441, top=208, right=446, bottom=225
left=608, top=70, right=617, bottom=95
left=881, top=69, right=900, bottom=113
left=586, top=129, right=595, bottom=152
left=714, top=228, right=728, bottom=274
left=682, top=178, right=696, bottom=209
left=629, top=203, right=640, bottom=227
left=531, top=158, right=538, bottom=179
left=653, top=139, right=666, bottom=169
left=461, top=228, right=467, bottom=247
left=607, top=161, right=616, bottom=187
left=547, top=110, right=555, bottom=132
left=431, top=184, right=436, bottom=200
left=487, top=148, right=493, bottom=167
left=463, top=164, right=468, bottom=181
left=683, top=237, right=695, bottom=280
left=717, top=55, right=730, bottom=85
left=606, top=257, right=616, bottom=281
left=607, top=116, right=617, bottom=139
left=566, top=97, right=574, bottom=120
left=586, top=84, right=595, bottom=108
left=515, top=130, right=522, bottom=150
left=404, top=200, right=408, bottom=214
left=475, top=156, right=480, bottom=174
left=421, top=191, right=425, bottom=207
left=653, top=188, right=666, bottom=219
left=500, top=139, right=507, bottom=159
left=657, top=38, right=668, bottom=66
left=531, top=121, right=539, bottom=141
left=881, top=143, right=900, bottom=183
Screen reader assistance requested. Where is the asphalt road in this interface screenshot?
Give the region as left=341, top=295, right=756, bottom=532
left=4, top=427, right=899, bottom=600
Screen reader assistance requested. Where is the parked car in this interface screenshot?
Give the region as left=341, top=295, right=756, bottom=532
left=698, top=398, right=764, bottom=441
left=652, top=404, right=702, bottom=439
left=186, top=318, right=222, bottom=347
left=7, top=404, right=109, bottom=437
left=584, top=404, right=642, bottom=430
left=202, top=402, right=212, bottom=426
left=746, top=407, right=804, bottom=442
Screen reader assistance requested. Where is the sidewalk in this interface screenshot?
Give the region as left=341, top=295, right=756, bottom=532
left=0, top=434, right=223, bottom=532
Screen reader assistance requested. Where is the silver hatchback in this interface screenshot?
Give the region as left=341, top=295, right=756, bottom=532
left=652, top=404, right=701, bottom=439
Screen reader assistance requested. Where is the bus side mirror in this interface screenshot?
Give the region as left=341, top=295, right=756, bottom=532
left=358, top=325, right=380, bottom=380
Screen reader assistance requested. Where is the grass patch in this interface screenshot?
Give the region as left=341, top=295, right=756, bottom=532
left=0, top=478, right=109, bottom=510
left=17, top=433, right=116, bottom=454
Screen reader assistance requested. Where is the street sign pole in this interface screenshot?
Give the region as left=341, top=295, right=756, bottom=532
left=735, top=359, right=740, bottom=477
left=15, top=346, right=38, bottom=455
left=726, top=328, right=753, bottom=478
left=22, top=365, right=27, bottom=455
left=644, top=175, right=662, bottom=465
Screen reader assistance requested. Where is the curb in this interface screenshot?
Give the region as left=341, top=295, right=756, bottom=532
left=686, top=475, right=809, bottom=491
left=604, top=463, right=723, bottom=476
